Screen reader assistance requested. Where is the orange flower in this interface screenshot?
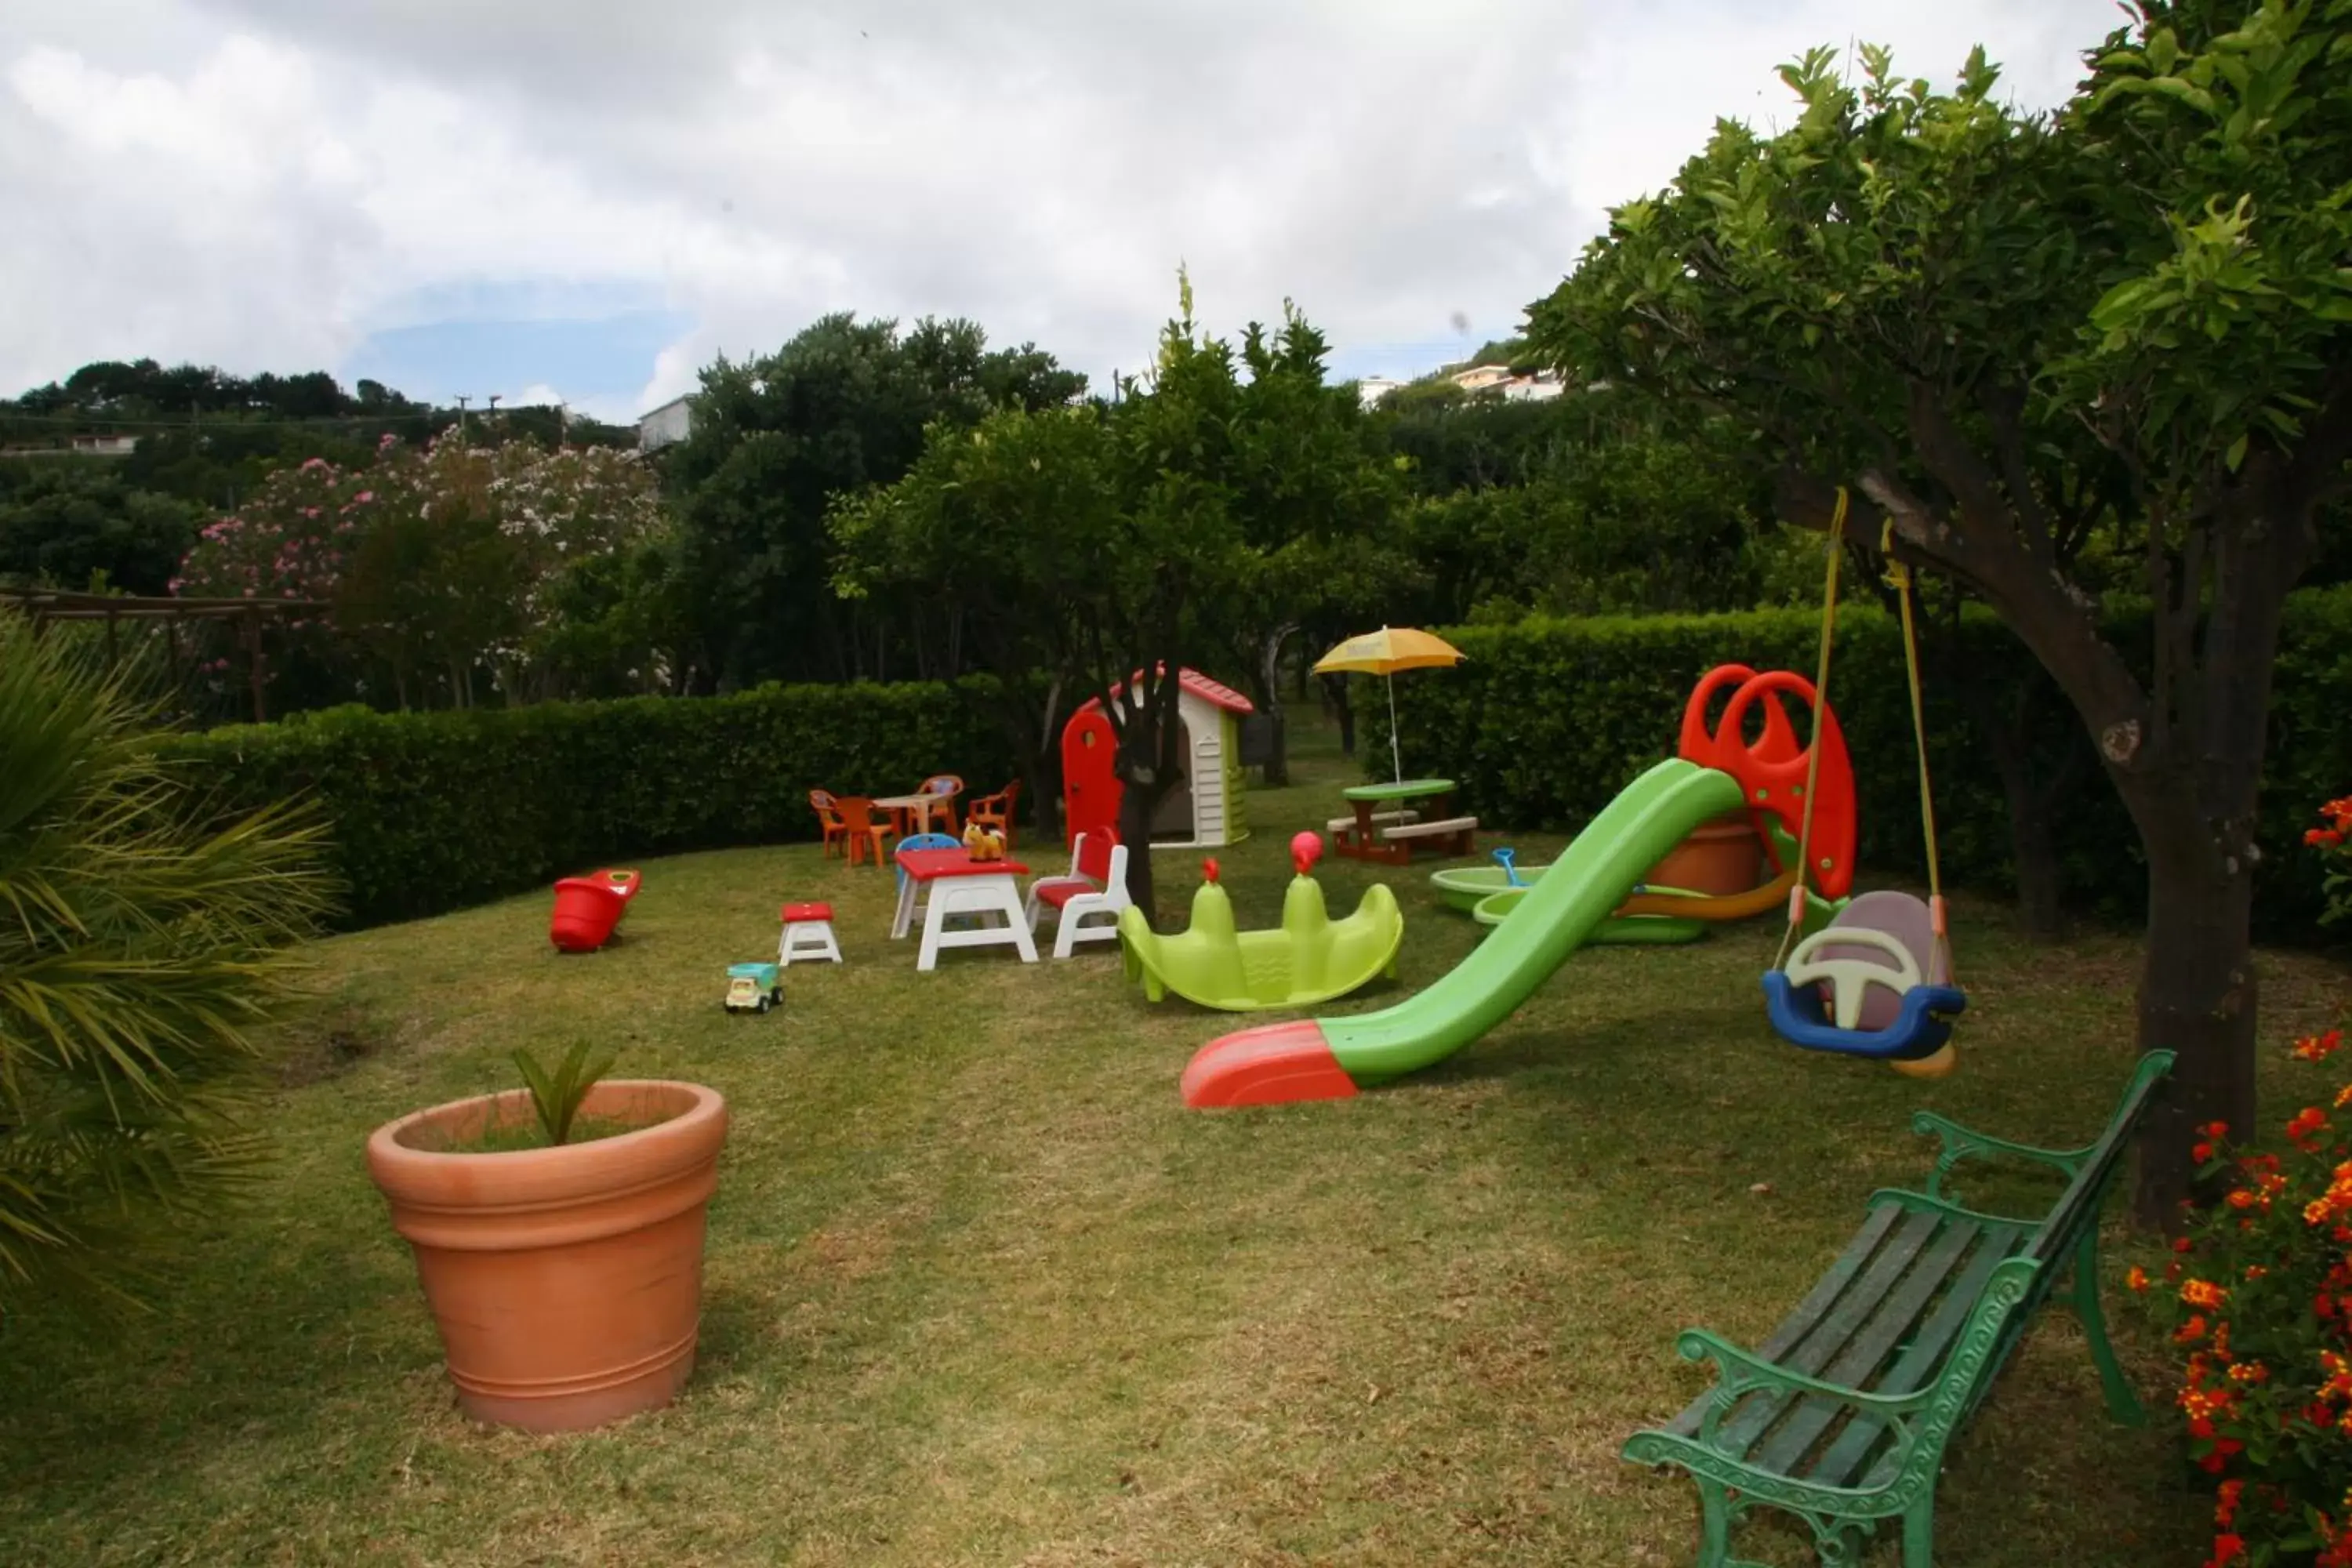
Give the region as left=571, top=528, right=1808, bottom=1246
left=2128, top=1265, right=2151, bottom=1292
left=2208, top=1530, right=2246, bottom=1566
left=2307, top=827, right=2344, bottom=848
left=2183, top=1278, right=2229, bottom=1309
left=2288, top=1107, right=2331, bottom=1145
left=2295, top=1029, right=2347, bottom=1062
left=2177, top=1313, right=2210, bottom=1344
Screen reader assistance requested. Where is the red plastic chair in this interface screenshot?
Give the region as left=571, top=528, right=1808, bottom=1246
left=809, top=790, right=851, bottom=859
left=833, top=797, right=896, bottom=868
left=964, top=779, right=1022, bottom=849
left=915, top=774, right=964, bottom=835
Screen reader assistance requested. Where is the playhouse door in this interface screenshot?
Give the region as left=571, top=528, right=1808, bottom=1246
left=1059, top=706, right=1121, bottom=848
left=1150, top=716, right=1196, bottom=839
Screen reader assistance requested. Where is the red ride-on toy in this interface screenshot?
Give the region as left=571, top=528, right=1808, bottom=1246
left=549, top=869, right=641, bottom=953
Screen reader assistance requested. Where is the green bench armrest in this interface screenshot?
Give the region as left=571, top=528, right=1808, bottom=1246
left=1910, top=1109, right=2088, bottom=1200
left=1868, top=1185, right=2053, bottom=1232
left=1673, top=1327, right=1940, bottom=1422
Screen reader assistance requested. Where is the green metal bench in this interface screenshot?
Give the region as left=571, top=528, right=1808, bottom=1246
left=1621, top=1050, right=2174, bottom=1568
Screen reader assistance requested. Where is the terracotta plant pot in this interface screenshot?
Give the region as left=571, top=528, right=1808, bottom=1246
left=1642, top=809, right=1765, bottom=896
left=366, top=1079, right=728, bottom=1434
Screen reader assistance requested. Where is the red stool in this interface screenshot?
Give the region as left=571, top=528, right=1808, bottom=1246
left=779, top=901, right=842, bottom=966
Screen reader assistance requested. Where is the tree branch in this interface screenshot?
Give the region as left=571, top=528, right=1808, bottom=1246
left=1979, top=379, right=2058, bottom=565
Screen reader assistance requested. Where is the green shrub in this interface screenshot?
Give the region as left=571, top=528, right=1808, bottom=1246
left=1367, top=589, right=2352, bottom=935
left=159, top=680, right=1018, bottom=927
left=2132, top=1023, right=2352, bottom=1568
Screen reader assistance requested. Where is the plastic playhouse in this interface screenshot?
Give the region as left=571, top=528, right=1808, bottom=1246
left=1062, top=667, right=1254, bottom=851
left=1120, top=833, right=1402, bottom=1012
left=548, top=869, right=641, bottom=953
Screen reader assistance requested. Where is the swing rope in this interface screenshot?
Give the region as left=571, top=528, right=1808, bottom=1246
left=1882, top=517, right=1952, bottom=984
left=1773, top=488, right=1847, bottom=972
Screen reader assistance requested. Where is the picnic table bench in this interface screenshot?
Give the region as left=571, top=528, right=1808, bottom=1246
left=1621, top=1049, right=2172, bottom=1568
left=1330, top=779, right=1479, bottom=864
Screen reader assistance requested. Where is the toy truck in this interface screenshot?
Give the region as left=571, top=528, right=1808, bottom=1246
left=724, top=960, right=782, bottom=1014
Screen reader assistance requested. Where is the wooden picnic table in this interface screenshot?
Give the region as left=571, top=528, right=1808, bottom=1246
left=1330, top=778, right=1477, bottom=865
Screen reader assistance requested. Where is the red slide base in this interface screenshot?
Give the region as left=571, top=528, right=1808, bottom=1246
left=1181, top=1020, right=1359, bottom=1109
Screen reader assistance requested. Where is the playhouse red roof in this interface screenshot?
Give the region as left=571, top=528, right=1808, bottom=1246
left=1092, top=666, right=1255, bottom=716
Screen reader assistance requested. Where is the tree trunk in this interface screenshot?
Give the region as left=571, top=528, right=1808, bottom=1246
left=2129, top=801, right=2259, bottom=1229
left=1962, top=680, right=2074, bottom=939
left=1002, top=675, right=1064, bottom=848
left=1321, top=673, right=1355, bottom=757
left=1258, top=624, right=1294, bottom=786
left=2003, top=775, right=2067, bottom=940
left=1110, top=677, right=1188, bottom=929
left=1117, top=782, right=1165, bottom=929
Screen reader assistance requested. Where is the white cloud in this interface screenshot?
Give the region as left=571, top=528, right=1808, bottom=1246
left=0, top=0, right=2130, bottom=410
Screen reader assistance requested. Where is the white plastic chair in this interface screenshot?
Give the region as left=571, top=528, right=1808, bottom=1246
left=1023, top=830, right=1131, bottom=958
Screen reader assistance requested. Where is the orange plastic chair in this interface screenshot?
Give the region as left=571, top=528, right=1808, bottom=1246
left=916, top=774, right=965, bottom=834
left=833, top=797, right=896, bottom=868
left=964, top=779, right=1022, bottom=849
left=809, top=789, right=851, bottom=859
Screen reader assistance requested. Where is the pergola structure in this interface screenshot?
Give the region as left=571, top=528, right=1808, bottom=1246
left=0, top=586, right=327, bottom=723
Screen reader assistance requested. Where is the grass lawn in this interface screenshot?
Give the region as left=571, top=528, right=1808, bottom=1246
left=2, top=718, right=2340, bottom=1566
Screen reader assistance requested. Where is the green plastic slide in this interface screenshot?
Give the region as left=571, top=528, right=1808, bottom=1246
left=1181, top=759, right=1746, bottom=1105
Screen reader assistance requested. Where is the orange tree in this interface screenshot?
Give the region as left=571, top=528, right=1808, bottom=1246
left=1526, top=1, right=2352, bottom=1221
left=834, top=281, right=1399, bottom=922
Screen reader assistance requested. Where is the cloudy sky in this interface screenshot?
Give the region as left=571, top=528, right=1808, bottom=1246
left=3, top=0, right=2129, bottom=423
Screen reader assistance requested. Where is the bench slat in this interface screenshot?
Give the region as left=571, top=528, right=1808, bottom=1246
left=1710, top=1207, right=1946, bottom=1456
left=1746, top=1217, right=1981, bottom=1473
left=1665, top=1203, right=1906, bottom=1439
left=1750, top=1216, right=2013, bottom=1477
left=1805, top=1222, right=2031, bottom=1488
left=1328, top=810, right=1418, bottom=833
left=1380, top=816, right=1479, bottom=840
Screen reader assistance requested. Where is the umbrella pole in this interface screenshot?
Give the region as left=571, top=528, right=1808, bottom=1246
left=1386, top=672, right=1403, bottom=784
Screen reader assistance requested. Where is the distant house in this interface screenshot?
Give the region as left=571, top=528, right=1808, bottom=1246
left=636, top=394, right=695, bottom=453
left=1444, top=363, right=1567, bottom=402
left=1356, top=376, right=1406, bottom=409
left=1501, top=369, right=1566, bottom=402
left=1450, top=364, right=1514, bottom=393
left=0, top=433, right=140, bottom=459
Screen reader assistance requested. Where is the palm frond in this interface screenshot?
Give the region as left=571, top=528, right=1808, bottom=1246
left=0, top=609, right=334, bottom=1312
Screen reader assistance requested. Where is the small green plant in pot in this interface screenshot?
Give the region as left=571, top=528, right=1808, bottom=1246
left=515, top=1041, right=615, bottom=1145
left=365, top=1040, right=729, bottom=1432
left=436, top=1043, right=633, bottom=1153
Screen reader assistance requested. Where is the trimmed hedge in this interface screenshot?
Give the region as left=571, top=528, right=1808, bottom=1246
left=1369, top=590, right=2352, bottom=937
left=161, top=681, right=1018, bottom=928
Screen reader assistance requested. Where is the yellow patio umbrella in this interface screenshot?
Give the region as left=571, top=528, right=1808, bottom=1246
left=1311, top=625, right=1467, bottom=784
